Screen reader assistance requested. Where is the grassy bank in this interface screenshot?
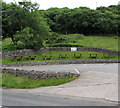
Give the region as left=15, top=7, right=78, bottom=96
left=46, top=35, right=119, bottom=51
left=2, top=35, right=119, bottom=51
left=2, top=51, right=119, bottom=64
left=1, top=73, right=78, bottom=89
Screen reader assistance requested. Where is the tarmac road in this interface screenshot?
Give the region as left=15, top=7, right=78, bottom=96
left=5, top=63, right=118, bottom=74
left=2, top=63, right=119, bottom=106
left=2, top=89, right=118, bottom=106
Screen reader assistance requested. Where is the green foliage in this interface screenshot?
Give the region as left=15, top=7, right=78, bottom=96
left=2, top=35, right=119, bottom=51
left=44, top=5, right=119, bottom=35
left=2, top=0, right=119, bottom=51
left=46, top=33, right=85, bottom=44
left=71, top=34, right=85, bottom=39
left=55, top=37, right=67, bottom=43
left=64, top=34, right=85, bottom=42
left=2, top=1, right=50, bottom=48
left=2, top=38, right=25, bottom=51
left=46, top=32, right=60, bottom=44
left=48, top=43, right=83, bottom=47
left=14, top=27, right=43, bottom=49
left=2, top=73, right=78, bottom=88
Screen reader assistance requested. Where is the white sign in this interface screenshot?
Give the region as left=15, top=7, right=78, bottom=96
left=71, top=47, right=77, bottom=51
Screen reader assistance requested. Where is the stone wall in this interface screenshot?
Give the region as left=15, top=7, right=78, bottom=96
left=2, top=47, right=120, bottom=59
left=2, top=48, right=49, bottom=59
left=2, top=60, right=120, bottom=67
left=2, top=68, right=80, bottom=80
left=48, top=47, right=120, bottom=56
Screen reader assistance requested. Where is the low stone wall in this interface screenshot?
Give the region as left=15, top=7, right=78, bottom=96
left=2, top=47, right=120, bottom=59
left=48, top=47, right=120, bottom=56
left=2, top=48, right=49, bottom=59
left=2, top=68, right=80, bottom=80
left=2, top=60, right=120, bottom=67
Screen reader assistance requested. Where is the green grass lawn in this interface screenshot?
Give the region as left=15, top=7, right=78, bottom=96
left=2, top=51, right=119, bottom=64
left=75, top=36, right=119, bottom=51
left=1, top=73, right=78, bottom=89
left=1, top=35, right=119, bottom=51
left=46, top=35, right=119, bottom=51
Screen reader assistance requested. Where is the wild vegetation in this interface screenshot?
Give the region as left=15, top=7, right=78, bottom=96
left=2, top=1, right=120, bottom=51
left=2, top=35, right=119, bottom=51
left=2, top=1, right=50, bottom=49
left=43, top=6, right=119, bottom=35
left=1, top=73, right=78, bottom=88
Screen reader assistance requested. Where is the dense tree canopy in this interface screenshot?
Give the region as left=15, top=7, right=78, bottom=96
left=2, top=1, right=120, bottom=49
left=43, top=5, right=120, bottom=35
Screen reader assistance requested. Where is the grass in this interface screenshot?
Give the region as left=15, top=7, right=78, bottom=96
left=46, top=35, right=119, bottom=51
left=1, top=38, right=25, bottom=51
left=1, top=73, right=78, bottom=89
left=1, top=35, right=120, bottom=51
left=2, top=51, right=119, bottom=64
left=75, top=36, right=119, bottom=51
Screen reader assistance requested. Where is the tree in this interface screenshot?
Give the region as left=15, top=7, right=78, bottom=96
left=2, top=1, right=50, bottom=48
left=43, top=5, right=119, bottom=35
left=14, top=27, right=44, bottom=49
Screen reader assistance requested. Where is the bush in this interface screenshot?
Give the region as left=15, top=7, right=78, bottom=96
left=56, top=37, right=67, bottom=43
left=60, top=34, right=85, bottom=43
left=48, top=43, right=83, bottom=47
left=68, top=34, right=85, bottom=39
left=46, top=32, right=61, bottom=44
left=14, top=27, right=44, bottom=49
left=15, top=43, right=25, bottom=50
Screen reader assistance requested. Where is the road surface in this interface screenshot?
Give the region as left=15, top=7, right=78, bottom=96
left=2, top=63, right=119, bottom=106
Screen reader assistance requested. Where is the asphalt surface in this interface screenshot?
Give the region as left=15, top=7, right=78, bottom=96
left=2, top=89, right=118, bottom=106
left=5, top=63, right=118, bottom=74
left=2, top=63, right=119, bottom=106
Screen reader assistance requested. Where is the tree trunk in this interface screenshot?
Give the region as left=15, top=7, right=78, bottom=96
left=10, top=34, right=17, bottom=45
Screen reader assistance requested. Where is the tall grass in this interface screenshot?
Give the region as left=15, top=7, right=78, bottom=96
left=2, top=73, right=78, bottom=89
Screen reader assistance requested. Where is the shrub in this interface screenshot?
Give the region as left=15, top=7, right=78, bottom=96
left=56, top=37, right=67, bottom=43
left=68, top=34, right=85, bottom=39
left=46, top=32, right=60, bottom=44
left=14, top=27, right=44, bottom=49
left=48, top=43, right=83, bottom=47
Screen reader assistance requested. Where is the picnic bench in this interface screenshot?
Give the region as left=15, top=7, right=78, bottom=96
left=89, top=54, right=98, bottom=59
left=12, top=56, right=17, bottom=61
left=12, top=55, right=37, bottom=61
left=17, top=56, right=23, bottom=61
left=73, top=54, right=82, bottom=58
left=43, top=56, right=52, bottom=60
left=59, top=54, right=68, bottom=59
left=103, top=54, right=111, bottom=58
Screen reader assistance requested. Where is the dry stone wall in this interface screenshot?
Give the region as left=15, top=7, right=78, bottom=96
left=2, top=60, right=120, bottom=67
left=2, top=48, right=49, bottom=59
left=2, top=68, right=80, bottom=80
left=2, top=47, right=120, bottom=59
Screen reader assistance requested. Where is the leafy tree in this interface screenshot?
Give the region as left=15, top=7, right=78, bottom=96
left=2, top=1, right=50, bottom=48
left=44, top=5, right=119, bottom=35
left=14, top=27, right=44, bottom=49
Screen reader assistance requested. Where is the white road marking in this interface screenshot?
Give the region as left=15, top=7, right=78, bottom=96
left=83, top=64, right=87, bottom=66
left=75, top=69, right=80, bottom=74
left=68, top=64, right=73, bottom=66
